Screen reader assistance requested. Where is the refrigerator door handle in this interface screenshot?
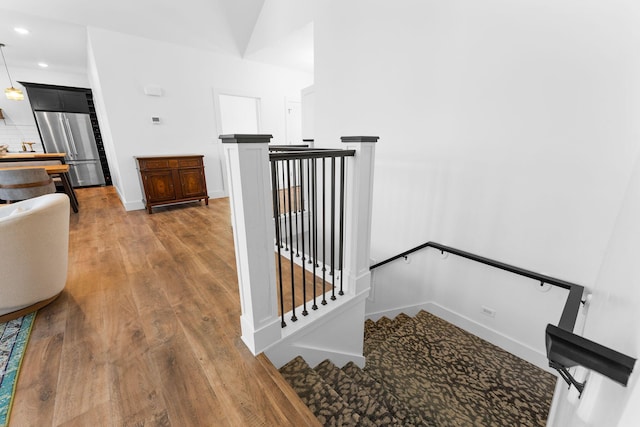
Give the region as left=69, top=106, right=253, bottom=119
left=63, top=114, right=80, bottom=157
left=58, top=114, right=74, bottom=158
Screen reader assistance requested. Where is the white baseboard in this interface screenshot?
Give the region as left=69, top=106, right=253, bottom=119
left=366, top=301, right=553, bottom=373
left=365, top=302, right=427, bottom=321
left=111, top=186, right=145, bottom=211
left=123, top=199, right=145, bottom=211
left=208, top=189, right=226, bottom=199
left=272, top=345, right=366, bottom=371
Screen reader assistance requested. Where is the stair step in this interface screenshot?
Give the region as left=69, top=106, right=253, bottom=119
left=364, top=316, right=391, bottom=340
left=371, top=310, right=451, bottom=359
left=280, top=309, right=554, bottom=427
left=314, top=360, right=399, bottom=426
left=342, top=362, right=434, bottom=427
left=363, top=318, right=378, bottom=342
left=364, top=313, right=413, bottom=356
left=279, top=356, right=362, bottom=426
left=364, top=309, right=556, bottom=426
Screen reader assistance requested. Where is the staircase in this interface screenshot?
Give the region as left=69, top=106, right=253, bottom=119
left=279, top=310, right=556, bottom=427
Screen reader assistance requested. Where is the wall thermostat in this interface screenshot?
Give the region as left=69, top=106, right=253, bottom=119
left=144, top=85, right=163, bottom=96
left=151, top=116, right=161, bottom=124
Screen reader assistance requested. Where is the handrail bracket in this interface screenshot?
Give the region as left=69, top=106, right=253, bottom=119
left=550, top=361, right=586, bottom=396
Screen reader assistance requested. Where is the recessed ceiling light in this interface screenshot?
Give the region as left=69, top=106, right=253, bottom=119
left=38, top=62, right=49, bottom=68
left=14, top=27, right=29, bottom=35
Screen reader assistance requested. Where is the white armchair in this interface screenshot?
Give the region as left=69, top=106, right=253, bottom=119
left=0, top=193, right=70, bottom=321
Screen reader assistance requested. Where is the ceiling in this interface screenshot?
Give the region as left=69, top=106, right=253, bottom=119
left=0, top=0, right=313, bottom=76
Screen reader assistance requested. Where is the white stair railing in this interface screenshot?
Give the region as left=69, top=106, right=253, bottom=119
left=221, top=134, right=378, bottom=356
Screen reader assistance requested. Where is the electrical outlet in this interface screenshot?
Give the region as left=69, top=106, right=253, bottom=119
left=481, top=306, right=496, bottom=318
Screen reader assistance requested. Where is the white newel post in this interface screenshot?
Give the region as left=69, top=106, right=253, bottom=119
left=220, top=134, right=281, bottom=355
left=341, top=136, right=378, bottom=295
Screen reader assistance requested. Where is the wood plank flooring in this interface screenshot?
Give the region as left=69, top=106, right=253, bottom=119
left=10, top=186, right=321, bottom=427
left=276, top=252, right=338, bottom=321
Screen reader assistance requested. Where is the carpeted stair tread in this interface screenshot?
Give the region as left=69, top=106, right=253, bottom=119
left=364, top=313, right=413, bottom=356
left=364, top=310, right=556, bottom=427
left=279, top=356, right=362, bottom=426
left=363, top=318, right=378, bottom=343
left=363, top=316, right=391, bottom=343
left=342, top=362, right=434, bottom=427
left=364, top=312, right=422, bottom=362
left=280, top=310, right=555, bottom=427
left=314, top=360, right=399, bottom=426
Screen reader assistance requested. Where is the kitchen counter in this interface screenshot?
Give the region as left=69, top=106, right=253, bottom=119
left=0, top=152, right=67, bottom=162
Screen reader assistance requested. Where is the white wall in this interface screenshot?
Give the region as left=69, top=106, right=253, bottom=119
left=87, top=37, right=121, bottom=192
left=314, top=0, right=640, bottom=417
left=549, top=151, right=640, bottom=426
left=87, top=27, right=313, bottom=210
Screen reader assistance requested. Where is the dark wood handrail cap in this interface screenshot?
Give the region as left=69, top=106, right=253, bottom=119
left=219, top=134, right=274, bottom=144
left=341, top=136, right=379, bottom=143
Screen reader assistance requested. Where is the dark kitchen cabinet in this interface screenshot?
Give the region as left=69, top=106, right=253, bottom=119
left=25, top=87, right=62, bottom=111
left=24, top=86, right=90, bottom=113
left=135, top=155, right=209, bottom=214
left=59, top=90, right=90, bottom=113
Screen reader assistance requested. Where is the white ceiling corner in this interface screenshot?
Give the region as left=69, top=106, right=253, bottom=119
left=244, top=22, right=313, bottom=74
left=219, top=0, right=266, bottom=56
left=243, top=0, right=313, bottom=73
left=0, top=0, right=313, bottom=76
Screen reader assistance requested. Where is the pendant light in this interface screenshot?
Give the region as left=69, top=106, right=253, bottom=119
left=0, top=43, right=24, bottom=101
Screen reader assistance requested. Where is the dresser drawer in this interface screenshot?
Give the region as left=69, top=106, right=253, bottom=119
left=138, top=159, right=169, bottom=170
left=179, top=158, right=203, bottom=168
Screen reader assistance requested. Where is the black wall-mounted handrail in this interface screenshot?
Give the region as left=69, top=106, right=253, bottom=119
left=370, top=241, right=584, bottom=331
left=370, top=240, right=636, bottom=395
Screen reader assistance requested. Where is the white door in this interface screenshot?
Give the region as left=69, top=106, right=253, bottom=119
left=215, top=93, right=261, bottom=197
left=219, top=94, right=260, bottom=134
left=285, top=100, right=302, bottom=145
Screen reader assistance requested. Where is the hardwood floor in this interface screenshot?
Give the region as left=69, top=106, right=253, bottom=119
left=10, top=186, right=321, bottom=427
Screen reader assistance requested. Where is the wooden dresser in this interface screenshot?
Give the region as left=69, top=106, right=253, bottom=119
left=135, top=155, right=209, bottom=214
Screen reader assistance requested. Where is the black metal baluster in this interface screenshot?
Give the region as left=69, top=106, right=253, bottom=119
left=330, top=157, right=336, bottom=300
left=299, top=158, right=308, bottom=316
left=293, top=159, right=300, bottom=257
left=273, top=161, right=283, bottom=249
left=270, top=160, right=286, bottom=327
left=338, top=157, right=346, bottom=296
left=307, top=158, right=313, bottom=264
left=321, top=157, right=327, bottom=305
left=311, top=158, right=318, bottom=310
left=281, top=161, right=289, bottom=251
left=286, top=160, right=297, bottom=322
left=315, top=158, right=320, bottom=270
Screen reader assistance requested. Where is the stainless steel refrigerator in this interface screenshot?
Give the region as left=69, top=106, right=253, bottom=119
left=35, top=111, right=106, bottom=187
